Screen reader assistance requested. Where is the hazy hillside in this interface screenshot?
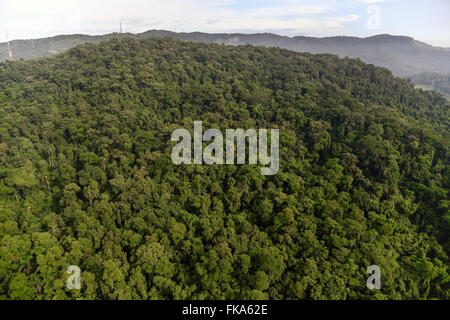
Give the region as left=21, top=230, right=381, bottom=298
left=0, top=38, right=448, bottom=299
left=1, top=30, right=450, bottom=77
left=407, top=72, right=450, bottom=99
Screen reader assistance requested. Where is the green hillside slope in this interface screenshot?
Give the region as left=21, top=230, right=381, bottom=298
left=0, top=38, right=448, bottom=299
left=2, top=30, right=450, bottom=77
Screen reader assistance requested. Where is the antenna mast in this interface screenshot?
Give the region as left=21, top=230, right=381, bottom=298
left=120, top=21, right=123, bottom=33
left=5, top=29, right=14, bottom=61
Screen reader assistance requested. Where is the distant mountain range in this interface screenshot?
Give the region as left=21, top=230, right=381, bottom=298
left=1, top=30, right=450, bottom=77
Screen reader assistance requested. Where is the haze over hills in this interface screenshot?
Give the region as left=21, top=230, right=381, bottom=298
left=1, top=30, right=450, bottom=77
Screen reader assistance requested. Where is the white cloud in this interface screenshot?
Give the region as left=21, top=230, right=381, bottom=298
left=245, top=5, right=331, bottom=18
left=0, top=0, right=360, bottom=41
left=353, top=0, right=391, bottom=3
left=324, top=14, right=360, bottom=28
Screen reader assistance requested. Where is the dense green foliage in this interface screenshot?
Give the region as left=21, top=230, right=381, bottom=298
left=3, top=31, right=450, bottom=77
left=0, top=38, right=449, bottom=300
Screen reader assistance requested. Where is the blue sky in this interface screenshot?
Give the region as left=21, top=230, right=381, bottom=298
left=1, top=0, right=449, bottom=47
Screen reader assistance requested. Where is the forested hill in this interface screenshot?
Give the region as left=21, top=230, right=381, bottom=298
left=0, top=38, right=449, bottom=300
left=1, top=30, right=450, bottom=77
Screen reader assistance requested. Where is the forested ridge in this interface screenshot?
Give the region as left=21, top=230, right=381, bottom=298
left=0, top=37, right=448, bottom=299
left=3, top=30, right=450, bottom=77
